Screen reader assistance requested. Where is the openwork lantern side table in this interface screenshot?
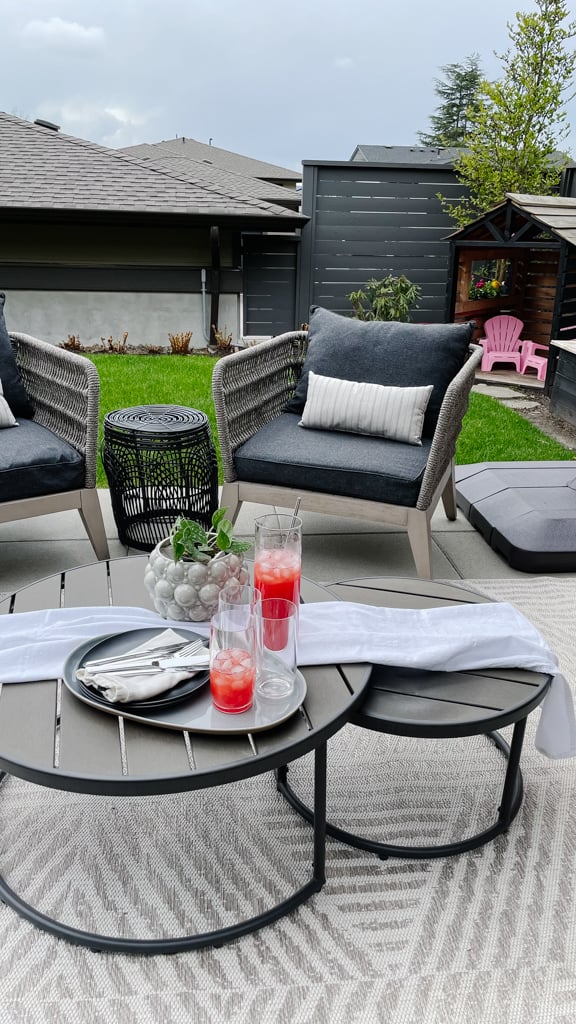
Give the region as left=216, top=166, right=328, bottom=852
left=102, top=405, right=219, bottom=552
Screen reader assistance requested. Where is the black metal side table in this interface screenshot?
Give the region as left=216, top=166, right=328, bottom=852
left=103, top=405, right=218, bottom=551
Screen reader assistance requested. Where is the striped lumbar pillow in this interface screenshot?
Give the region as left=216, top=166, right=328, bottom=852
left=0, top=377, right=18, bottom=428
left=299, top=371, right=433, bottom=445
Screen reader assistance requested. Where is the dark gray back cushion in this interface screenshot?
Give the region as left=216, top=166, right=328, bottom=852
left=285, top=306, right=474, bottom=437
left=0, top=293, right=34, bottom=417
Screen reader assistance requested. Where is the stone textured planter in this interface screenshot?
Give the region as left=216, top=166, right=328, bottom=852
left=144, top=539, right=249, bottom=621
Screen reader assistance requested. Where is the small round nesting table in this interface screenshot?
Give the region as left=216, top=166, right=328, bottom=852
left=102, top=405, right=218, bottom=552
left=277, top=576, right=553, bottom=859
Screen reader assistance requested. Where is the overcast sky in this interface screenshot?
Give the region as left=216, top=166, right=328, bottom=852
left=2, top=0, right=576, bottom=171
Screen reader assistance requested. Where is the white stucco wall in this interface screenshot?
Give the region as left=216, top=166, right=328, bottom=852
left=3, top=290, right=241, bottom=350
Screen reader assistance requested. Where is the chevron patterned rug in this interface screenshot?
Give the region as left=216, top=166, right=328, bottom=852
left=1, top=576, right=576, bottom=1024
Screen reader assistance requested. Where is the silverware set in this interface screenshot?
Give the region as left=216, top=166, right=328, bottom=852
left=83, top=637, right=208, bottom=675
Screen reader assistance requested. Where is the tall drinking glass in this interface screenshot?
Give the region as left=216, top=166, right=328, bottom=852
left=253, top=513, right=302, bottom=606
left=254, top=513, right=302, bottom=649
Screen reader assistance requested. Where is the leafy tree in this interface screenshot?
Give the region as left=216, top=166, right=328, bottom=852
left=444, top=0, right=576, bottom=227
left=417, top=55, right=483, bottom=147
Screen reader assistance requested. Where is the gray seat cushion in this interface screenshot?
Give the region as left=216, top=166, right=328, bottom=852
left=234, top=413, right=431, bottom=507
left=0, top=418, right=85, bottom=501
left=285, top=307, right=474, bottom=437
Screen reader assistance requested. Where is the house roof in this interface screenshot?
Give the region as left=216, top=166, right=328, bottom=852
left=350, top=145, right=462, bottom=165
left=446, top=192, right=576, bottom=247
left=121, top=137, right=301, bottom=184
left=0, top=113, right=305, bottom=227
left=115, top=144, right=301, bottom=210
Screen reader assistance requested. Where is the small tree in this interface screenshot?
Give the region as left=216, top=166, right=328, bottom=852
left=444, top=0, right=576, bottom=227
left=347, top=275, right=421, bottom=322
left=418, top=55, right=483, bottom=148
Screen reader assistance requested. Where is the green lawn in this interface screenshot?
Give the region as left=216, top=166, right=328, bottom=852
left=90, top=354, right=575, bottom=487
left=457, top=391, right=575, bottom=464
left=89, top=353, right=221, bottom=487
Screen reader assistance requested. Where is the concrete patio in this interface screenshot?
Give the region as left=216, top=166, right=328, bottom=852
left=2, top=484, right=576, bottom=599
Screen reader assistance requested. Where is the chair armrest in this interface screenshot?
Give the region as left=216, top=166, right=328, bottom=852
left=416, top=344, right=482, bottom=510
left=520, top=340, right=544, bottom=357
left=212, top=331, right=309, bottom=482
left=9, top=332, right=101, bottom=488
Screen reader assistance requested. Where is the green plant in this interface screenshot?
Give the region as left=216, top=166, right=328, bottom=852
left=168, top=330, right=193, bottom=354
left=347, top=275, right=421, bottom=322
left=468, top=277, right=503, bottom=299
left=170, top=508, right=251, bottom=564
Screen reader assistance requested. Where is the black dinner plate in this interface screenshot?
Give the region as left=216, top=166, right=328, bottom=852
left=75, top=628, right=209, bottom=711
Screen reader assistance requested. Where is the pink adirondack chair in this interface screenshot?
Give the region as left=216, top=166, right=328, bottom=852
left=478, top=315, right=529, bottom=373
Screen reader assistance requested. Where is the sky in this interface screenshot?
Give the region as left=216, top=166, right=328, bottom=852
left=2, top=0, right=576, bottom=172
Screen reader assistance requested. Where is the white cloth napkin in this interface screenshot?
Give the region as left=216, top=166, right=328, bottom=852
left=0, top=607, right=209, bottom=685
left=76, top=628, right=202, bottom=703
left=296, top=602, right=575, bottom=760
left=0, top=601, right=572, bottom=758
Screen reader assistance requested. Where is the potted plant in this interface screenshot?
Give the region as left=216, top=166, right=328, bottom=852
left=144, top=508, right=251, bottom=621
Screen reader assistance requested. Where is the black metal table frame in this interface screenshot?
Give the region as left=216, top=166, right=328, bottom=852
left=0, top=746, right=329, bottom=955
left=277, top=676, right=551, bottom=860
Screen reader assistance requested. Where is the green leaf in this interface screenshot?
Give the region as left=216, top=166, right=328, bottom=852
left=212, top=508, right=228, bottom=529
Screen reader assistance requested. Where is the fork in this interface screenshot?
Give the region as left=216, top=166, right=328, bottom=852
left=84, top=638, right=207, bottom=672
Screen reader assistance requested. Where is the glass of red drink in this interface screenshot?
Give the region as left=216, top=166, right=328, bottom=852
left=256, top=597, right=298, bottom=700
left=209, top=607, right=257, bottom=714
left=253, top=513, right=302, bottom=607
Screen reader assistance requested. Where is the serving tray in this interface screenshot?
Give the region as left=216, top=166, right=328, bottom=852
left=62, top=628, right=307, bottom=735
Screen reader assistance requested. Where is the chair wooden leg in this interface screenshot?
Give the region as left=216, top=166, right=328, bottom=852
left=79, top=489, right=110, bottom=560
left=220, top=482, right=242, bottom=525
left=406, top=510, right=433, bottom=579
left=441, top=465, right=457, bottom=521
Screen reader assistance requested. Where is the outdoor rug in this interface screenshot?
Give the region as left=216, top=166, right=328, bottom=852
left=1, top=577, right=576, bottom=1024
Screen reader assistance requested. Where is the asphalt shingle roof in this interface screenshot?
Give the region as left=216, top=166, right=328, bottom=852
left=350, top=144, right=462, bottom=165
left=117, top=145, right=301, bottom=209
left=0, top=113, right=304, bottom=223
left=122, top=137, right=301, bottom=183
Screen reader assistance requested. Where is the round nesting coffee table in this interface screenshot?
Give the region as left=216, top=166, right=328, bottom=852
left=102, top=405, right=219, bottom=551
left=0, top=557, right=370, bottom=954
left=277, top=576, right=553, bottom=859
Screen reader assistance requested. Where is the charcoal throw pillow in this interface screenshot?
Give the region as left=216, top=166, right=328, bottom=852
left=0, top=293, right=33, bottom=417
left=0, top=378, right=18, bottom=428
left=299, top=371, right=433, bottom=445
left=285, top=306, right=474, bottom=437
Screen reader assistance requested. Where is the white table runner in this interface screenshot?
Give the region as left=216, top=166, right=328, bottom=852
left=0, top=602, right=572, bottom=759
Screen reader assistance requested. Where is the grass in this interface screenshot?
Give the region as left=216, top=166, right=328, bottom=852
left=456, top=391, right=575, bottom=464
left=88, top=353, right=220, bottom=487
left=89, top=354, right=575, bottom=487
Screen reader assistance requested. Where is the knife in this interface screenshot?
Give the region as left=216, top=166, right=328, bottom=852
left=80, top=653, right=210, bottom=675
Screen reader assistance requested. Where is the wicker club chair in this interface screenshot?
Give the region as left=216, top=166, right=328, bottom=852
left=212, top=329, right=481, bottom=579
left=1, top=333, right=109, bottom=560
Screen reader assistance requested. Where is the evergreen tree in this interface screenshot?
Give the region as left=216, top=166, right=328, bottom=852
left=418, top=55, right=483, bottom=147
left=444, top=0, right=576, bottom=227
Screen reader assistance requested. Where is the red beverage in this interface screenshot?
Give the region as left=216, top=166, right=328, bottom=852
left=254, top=549, right=301, bottom=605
left=254, top=550, right=300, bottom=649
left=210, top=648, right=255, bottom=713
